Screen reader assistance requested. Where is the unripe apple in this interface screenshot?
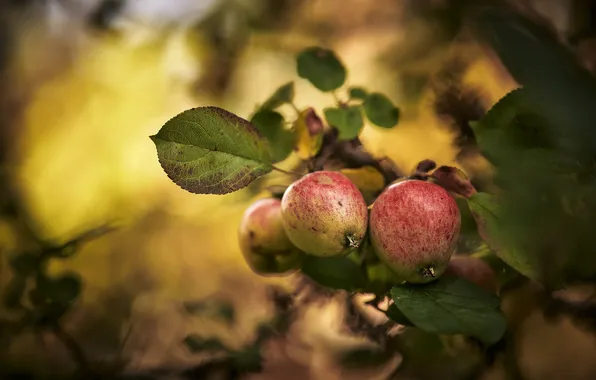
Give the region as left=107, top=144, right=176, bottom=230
left=443, top=255, right=497, bottom=293
left=369, top=179, right=461, bottom=283
left=238, top=198, right=303, bottom=276
left=281, top=171, right=368, bottom=257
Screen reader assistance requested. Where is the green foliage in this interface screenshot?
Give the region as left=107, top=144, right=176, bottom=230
left=363, top=93, right=400, bottom=128
left=184, top=335, right=229, bottom=353
left=184, top=299, right=236, bottom=325
left=301, top=255, right=366, bottom=291
left=151, top=107, right=273, bottom=195
left=249, top=110, right=294, bottom=163
left=348, top=87, right=368, bottom=100
left=323, top=106, right=364, bottom=140
left=390, top=277, right=507, bottom=345
left=3, top=275, right=26, bottom=310
left=37, top=273, right=82, bottom=306
left=467, top=192, right=539, bottom=282
left=259, top=82, right=295, bottom=111
left=9, top=253, right=40, bottom=276
left=296, top=47, right=346, bottom=92
left=385, top=304, right=413, bottom=326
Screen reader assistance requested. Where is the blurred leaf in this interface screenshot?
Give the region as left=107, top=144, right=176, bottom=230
left=230, top=346, right=263, bottom=373
left=38, top=273, right=82, bottom=306
left=363, top=93, right=400, bottom=128
left=301, top=255, right=366, bottom=291
left=348, top=87, right=368, bottom=100
left=183, top=299, right=235, bottom=325
left=324, top=106, right=364, bottom=140
left=296, top=47, right=346, bottom=92
left=9, top=253, right=40, bottom=276
left=293, top=108, right=324, bottom=159
left=340, top=166, right=385, bottom=205
left=431, top=166, right=476, bottom=198
left=184, top=334, right=229, bottom=353
left=250, top=110, right=294, bottom=163
left=365, top=261, right=404, bottom=294
left=260, top=82, right=294, bottom=111
left=151, top=107, right=272, bottom=195
left=339, top=346, right=392, bottom=368
left=385, top=304, right=413, bottom=326
left=467, top=192, right=540, bottom=281
left=391, top=277, right=507, bottom=345
left=3, top=275, right=26, bottom=309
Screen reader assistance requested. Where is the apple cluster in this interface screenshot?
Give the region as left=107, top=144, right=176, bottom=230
left=239, top=170, right=494, bottom=289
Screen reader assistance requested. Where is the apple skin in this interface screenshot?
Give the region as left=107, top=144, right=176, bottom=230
left=281, top=171, right=368, bottom=257
left=369, top=179, right=461, bottom=283
left=239, top=198, right=303, bottom=276
left=443, top=255, right=498, bottom=293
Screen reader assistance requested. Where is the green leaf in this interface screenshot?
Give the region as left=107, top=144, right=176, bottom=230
left=249, top=110, right=294, bottom=163
left=390, top=277, right=506, bottom=345
left=348, top=87, right=368, bottom=100
left=363, top=93, right=400, bottom=128
left=385, top=304, right=413, bottom=326
left=323, top=106, right=363, bottom=140
left=38, top=273, right=82, bottom=306
left=184, top=334, right=229, bottom=353
left=301, top=255, right=366, bottom=291
left=467, top=192, right=540, bottom=281
left=296, top=47, right=346, bottom=92
left=151, top=107, right=273, bottom=195
left=260, top=82, right=295, bottom=111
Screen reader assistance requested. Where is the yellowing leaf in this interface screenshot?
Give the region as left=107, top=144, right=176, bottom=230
left=293, top=108, right=324, bottom=160
left=340, top=166, right=384, bottom=203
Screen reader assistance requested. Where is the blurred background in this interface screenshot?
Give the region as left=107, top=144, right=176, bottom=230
left=1, top=0, right=596, bottom=379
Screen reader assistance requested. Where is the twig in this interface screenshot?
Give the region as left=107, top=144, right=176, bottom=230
left=52, top=324, right=90, bottom=374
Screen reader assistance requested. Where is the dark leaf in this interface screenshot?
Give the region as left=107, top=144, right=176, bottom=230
left=385, top=304, right=413, bottom=326
left=431, top=166, right=477, bottom=198
left=301, top=255, right=366, bottom=291
left=151, top=107, right=273, bottom=195
left=9, top=253, right=40, bottom=275
left=260, top=82, right=295, bottom=111
left=391, top=277, right=507, bottom=345
left=3, top=275, right=26, bottom=309
left=230, top=346, right=263, bottom=373
left=363, top=93, right=400, bottom=128
left=296, top=47, right=346, bottom=92
left=348, top=87, right=368, bottom=100
left=323, top=106, right=364, bottom=140
left=250, top=110, right=294, bottom=163
left=184, top=334, right=229, bottom=353
left=415, top=159, right=437, bottom=173
left=37, top=273, right=82, bottom=306
left=339, top=346, right=392, bottom=368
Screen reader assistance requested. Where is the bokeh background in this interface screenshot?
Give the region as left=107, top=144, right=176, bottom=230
left=1, top=0, right=596, bottom=379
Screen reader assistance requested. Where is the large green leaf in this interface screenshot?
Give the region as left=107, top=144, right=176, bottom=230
left=250, top=110, right=294, bottom=163
left=391, top=277, right=506, bottom=345
left=324, top=106, right=364, bottom=140
left=151, top=107, right=273, bottom=195
left=260, top=82, right=295, bottom=111
left=467, top=192, right=539, bottom=281
left=301, top=255, right=366, bottom=291
left=363, top=93, right=400, bottom=128
left=296, top=47, right=346, bottom=92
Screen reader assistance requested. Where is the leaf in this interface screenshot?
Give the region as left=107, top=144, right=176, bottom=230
left=260, top=82, right=295, bottom=111
left=363, top=93, right=400, bottom=128
left=151, top=106, right=273, bottom=195
left=183, top=299, right=235, bottom=325
left=467, top=192, right=540, bottom=281
left=293, top=108, right=324, bottom=159
left=391, top=277, right=507, bottom=345
left=348, top=87, right=368, bottom=100
left=250, top=110, right=294, bottom=163
left=301, top=255, right=366, bottom=291
left=230, top=346, right=263, bottom=373
left=340, top=166, right=385, bottom=204
left=296, top=47, right=346, bottom=92
left=431, top=166, right=477, bottom=198
left=37, top=273, right=82, bottom=306
left=9, top=253, right=40, bottom=276
left=339, top=346, right=392, bottom=368
left=385, top=304, right=413, bottom=326
left=324, top=106, right=364, bottom=140
left=184, top=334, right=229, bottom=353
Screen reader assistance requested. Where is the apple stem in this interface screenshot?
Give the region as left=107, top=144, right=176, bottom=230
left=421, top=265, right=436, bottom=278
